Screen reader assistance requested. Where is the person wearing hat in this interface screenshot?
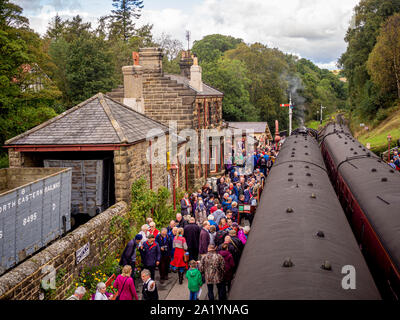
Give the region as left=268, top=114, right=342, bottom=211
left=119, top=234, right=143, bottom=280
left=140, top=234, right=161, bottom=281
left=155, top=228, right=172, bottom=283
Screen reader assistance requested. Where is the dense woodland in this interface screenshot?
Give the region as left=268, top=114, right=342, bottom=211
left=4, top=0, right=400, bottom=166
left=339, top=0, right=400, bottom=124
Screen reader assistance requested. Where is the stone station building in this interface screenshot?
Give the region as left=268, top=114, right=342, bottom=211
left=108, top=48, right=226, bottom=189
left=4, top=93, right=187, bottom=210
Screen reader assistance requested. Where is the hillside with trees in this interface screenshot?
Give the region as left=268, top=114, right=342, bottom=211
left=191, top=34, right=346, bottom=128
left=339, top=0, right=400, bottom=153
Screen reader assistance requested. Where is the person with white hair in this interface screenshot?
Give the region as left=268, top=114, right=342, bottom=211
left=66, top=286, right=86, bottom=300
left=195, top=198, right=207, bottom=226
left=94, top=282, right=112, bottom=300
left=138, top=224, right=149, bottom=247
left=141, top=269, right=158, bottom=300
left=238, top=226, right=251, bottom=245
left=167, top=220, right=176, bottom=238
left=149, top=221, right=159, bottom=238
left=146, top=217, right=153, bottom=228
left=175, top=213, right=188, bottom=229
left=207, top=214, right=218, bottom=230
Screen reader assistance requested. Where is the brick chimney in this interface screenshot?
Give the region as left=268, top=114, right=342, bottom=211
left=122, top=51, right=144, bottom=113
left=139, top=47, right=163, bottom=73
left=179, top=50, right=193, bottom=78
left=189, top=55, right=203, bottom=92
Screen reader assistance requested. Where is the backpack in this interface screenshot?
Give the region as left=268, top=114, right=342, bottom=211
left=259, top=157, right=267, bottom=167
left=214, top=229, right=229, bottom=247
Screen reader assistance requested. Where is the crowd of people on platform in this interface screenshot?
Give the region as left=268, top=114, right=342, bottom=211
left=68, top=142, right=280, bottom=301
left=388, top=149, right=400, bottom=171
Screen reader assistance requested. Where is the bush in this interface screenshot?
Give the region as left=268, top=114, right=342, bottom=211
left=376, top=108, right=390, bottom=122
left=0, top=153, right=9, bottom=168
left=130, top=176, right=181, bottom=230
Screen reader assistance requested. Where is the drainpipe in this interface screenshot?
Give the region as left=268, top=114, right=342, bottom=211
left=185, top=151, right=188, bottom=191
left=204, top=98, right=208, bottom=180
left=149, top=140, right=153, bottom=190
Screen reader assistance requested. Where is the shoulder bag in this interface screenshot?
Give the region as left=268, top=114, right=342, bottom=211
left=115, top=277, right=128, bottom=301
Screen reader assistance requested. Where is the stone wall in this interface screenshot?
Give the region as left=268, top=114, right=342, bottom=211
left=114, top=138, right=186, bottom=205
left=0, top=201, right=128, bottom=300
left=142, top=72, right=196, bottom=132
left=8, top=148, right=22, bottom=168
left=8, top=148, right=43, bottom=168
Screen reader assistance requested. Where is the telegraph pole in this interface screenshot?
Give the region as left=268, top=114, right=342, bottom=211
left=185, top=30, right=191, bottom=51
left=280, top=95, right=293, bottom=136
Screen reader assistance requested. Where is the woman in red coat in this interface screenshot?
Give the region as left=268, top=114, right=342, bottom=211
left=170, top=228, right=188, bottom=284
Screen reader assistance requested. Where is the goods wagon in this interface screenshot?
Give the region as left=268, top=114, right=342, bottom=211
left=0, top=167, right=72, bottom=275
left=229, top=128, right=380, bottom=300
left=44, top=159, right=113, bottom=217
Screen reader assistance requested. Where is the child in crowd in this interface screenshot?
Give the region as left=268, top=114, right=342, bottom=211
left=186, top=260, right=203, bottom=300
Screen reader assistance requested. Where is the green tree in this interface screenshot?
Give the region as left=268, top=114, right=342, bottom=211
left=295, top=58, right=347, bottom=122
left=0, top=0, right=60, bottom=149
left=65, top=34, right=118, bottom=105
left=45, top=14, right=66, bottom=40
left=225, top=43, right=289, bottom=127
left=339, top=0, right=400, bottom=118
left=109, top=0, right=144, bottom=42
left=203, top=57, right=258, bottom=121
left=192, top=34, right=243, bottom=64
left=367, top=13, right=400, bottom=99
left=0, top=0, right=28, bottom=28
left=63, top=15, right=91, bottom=42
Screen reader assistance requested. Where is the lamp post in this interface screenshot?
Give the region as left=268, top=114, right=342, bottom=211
left=169, top=163, right=178, bottom=211
left=387, top=134, right=392, bottom=163
left=320, top=104, right=326, bottom=125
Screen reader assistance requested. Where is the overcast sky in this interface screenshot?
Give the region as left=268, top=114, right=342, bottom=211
left=15, top=0, right=360, bottom=70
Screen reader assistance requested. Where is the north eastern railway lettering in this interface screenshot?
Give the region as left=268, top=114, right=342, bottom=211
left=0, top=181, right=61, bottom=214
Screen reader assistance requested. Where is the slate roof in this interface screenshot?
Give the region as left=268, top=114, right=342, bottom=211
left=228, top=122, right=273, bottom=139
left=6, top=93, right=184, bottom=146
left=166, top=74, right=223, bottom=96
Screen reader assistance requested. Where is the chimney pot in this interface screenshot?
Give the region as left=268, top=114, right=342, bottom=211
left=139, top=47, right=163, bottom=72
left=179, top=50, right=193, bottom=78
left=189, top=64, right=203, bottom=92
left=132, top=52, right=139, bottom=66
left=122, top=64, right=144, bottom=113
